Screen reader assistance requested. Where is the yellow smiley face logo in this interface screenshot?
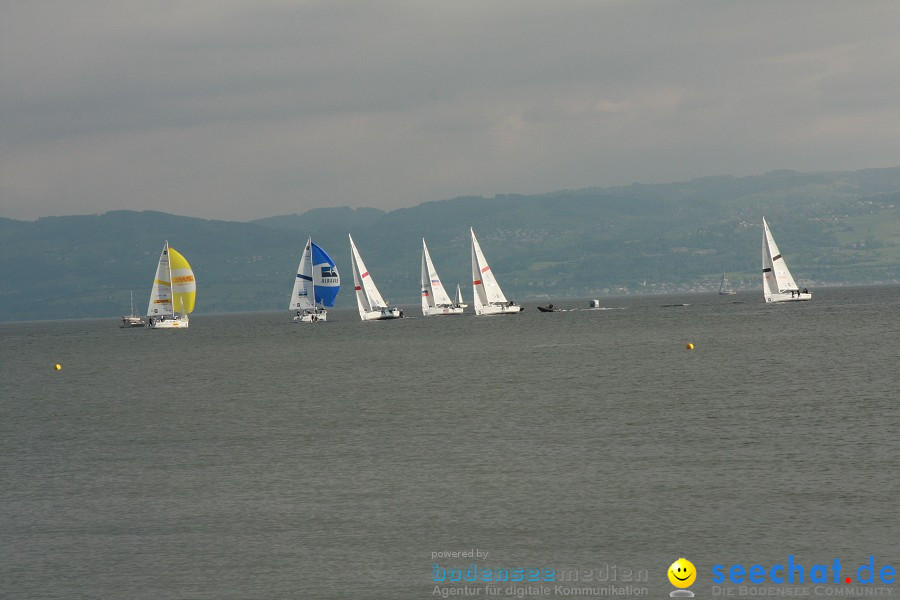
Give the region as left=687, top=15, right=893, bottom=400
left=668, top=558, right=696, bottom=588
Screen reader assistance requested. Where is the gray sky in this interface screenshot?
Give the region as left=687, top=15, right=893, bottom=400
left=3, top=1, right=900, bottom=221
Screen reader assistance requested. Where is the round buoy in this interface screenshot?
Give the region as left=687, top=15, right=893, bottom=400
left=54, top=363, right=62, bottom=370
left=686, top=343, right=694, bottom=350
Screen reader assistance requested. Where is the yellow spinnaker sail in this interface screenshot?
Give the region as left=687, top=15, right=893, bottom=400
left=168, top=247, right=196, bottom=314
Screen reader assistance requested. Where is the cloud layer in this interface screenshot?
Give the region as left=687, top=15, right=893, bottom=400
left=3, top=1, right=900, bottom=220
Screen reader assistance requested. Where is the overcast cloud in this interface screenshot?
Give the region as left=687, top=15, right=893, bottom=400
left=3, top=1, right=900, bottom=221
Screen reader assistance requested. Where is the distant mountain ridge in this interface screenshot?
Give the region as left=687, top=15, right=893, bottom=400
left=252, top=206, right=385, bottom=231
left=2, top=167, right=899, bottom=322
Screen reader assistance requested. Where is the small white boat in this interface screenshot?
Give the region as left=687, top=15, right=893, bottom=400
left=146, top=241, right=196, bottom=328
left=470, top=228, right=523, bottom=316
left=762, top=217, right=811, bottom=303
left=120, top=291, right=145, bottom=327
left=290, top=237, right=340, bottom=322
left=718, top=271, right=736, bottom=295
left=421, top=239, right=464, bottom=316
left=349, top=234, right=402, bottom=321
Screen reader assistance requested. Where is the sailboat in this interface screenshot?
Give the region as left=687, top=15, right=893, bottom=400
left=454, top=284, right=468, bottom=309
left=290, top=238, right=340, bottom=322
left=348, top=234, right=402, bottom=320
left=762, top=217, right=811, bottom=303
left=146, top=241, right=196, bottom=328
left=421, top=239, right=464, bottom=316
left=120, top=291, right=145, bottom=327
left=470, top=227, right=523, bottom=315
left=718, top=271, right=736, bottom=295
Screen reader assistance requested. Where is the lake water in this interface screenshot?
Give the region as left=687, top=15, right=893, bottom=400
left=1, top=286, right=898, bottom=599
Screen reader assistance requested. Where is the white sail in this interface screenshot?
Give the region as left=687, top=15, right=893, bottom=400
left=471, top=228, right=507, bottom=305
left=290, top=238, right=316, bottom=312
left=421, top=239, right=463, bottom=316
left=470, top=228, right=522, bottom=315
left=718, top=271, right=736, bottom=295
left=762, top=218, right=799, bottom=292
left=147, top=243, right=174, bottom=317
left=762, top=217, right=810, bottom=303
left=421, top=239, right=454, bottom=308
left=421, top=243, right=432, bottom=312
left=455, top=284, right=468, bottom=308
left=120, top=290, right=144, bottom=327
left=349, top=234, right=400, bottom=320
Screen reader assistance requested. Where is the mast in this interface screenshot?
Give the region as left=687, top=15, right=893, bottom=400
left=470, top=228, right=478, bottom=309
left=306, top=237, right=314, bottom=313
left=314, top=238, right=321, bottom=314
left=164, top=240, right=172, bottom=317
left=421, top=238, right=429, bottom=310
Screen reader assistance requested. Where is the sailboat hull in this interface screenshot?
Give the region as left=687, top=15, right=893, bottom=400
left=475, top=304, right=524, bottom=316
left=148, top=315, right=189, bottom=328
left=423, top=306, right=465, bottom=316
left=360, top=308, right=402, bottom=321
left=293, top=309, right=327, bottom=323
left=766, top=292, right=811, bottom=303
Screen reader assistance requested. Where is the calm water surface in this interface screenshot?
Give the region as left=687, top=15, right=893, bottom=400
left=1, top=286, right=898, bottom=599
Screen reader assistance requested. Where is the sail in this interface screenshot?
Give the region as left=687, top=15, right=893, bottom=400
left=290, top=239, right=316, bottom=311
left=147, top=242, right=195, bottom=316
left=719, top=271, right=734, bottom=294
left=168, top=247, right=196, bottom=314
left=311, top=242, right=340, bottom=307
left=471, top=228, right=508, bottom=307
left=421, top=244, right=432, bottom=311
left=455, top=284, right=465, bottom=305
left=762, top=218, right=799, bottom=293
left=349, top=234, right=388, bottom=312
left=422, top=239, right=454, bottom=309
left=147, top=244, right=173, bottom=317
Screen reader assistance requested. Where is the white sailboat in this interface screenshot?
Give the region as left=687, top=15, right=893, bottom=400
left=718, top=271, right=736, bottom=295
left=421, top=239, right=464, bottom=316
left=120, top=290, right=145, bottom=327
left=146, top=241, right=196, bottom=328
left=454, top=284, right=468, bottom=309
left=349, top=234, right=402, bottom=321
left=470, top=227, right=523, bottom=315
left=290, top=237, right=340, bottom=322
left=762, top=217, right=811, bottom=303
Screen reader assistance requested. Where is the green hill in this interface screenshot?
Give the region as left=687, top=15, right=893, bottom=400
left=2, top=168, right=899, bottom=322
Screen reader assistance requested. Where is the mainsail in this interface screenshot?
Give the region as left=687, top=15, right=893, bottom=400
left=421, top=238, right=454, bottom=310
left=290, top=239, right=316, bottom=312
left=349, top=234, right=388, bottom=312
left=762, top=217, right=799, bottom=294
left=471, top=227, right=508, bottom=309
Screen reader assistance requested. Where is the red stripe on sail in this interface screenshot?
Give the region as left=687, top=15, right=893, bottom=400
left=481, top=266, right=490, bottom=273
left=362, top=271, right=369, bottom=278
left=355, top=285, right=362, bottom=290
left=473, top=279, right=482, bottom=285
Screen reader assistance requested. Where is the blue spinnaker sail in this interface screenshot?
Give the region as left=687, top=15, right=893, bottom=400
left=311, top=242, right=340, bottom=306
